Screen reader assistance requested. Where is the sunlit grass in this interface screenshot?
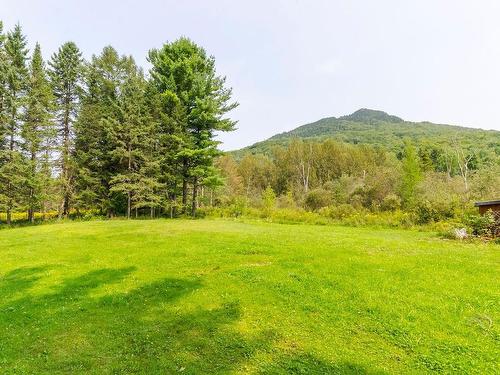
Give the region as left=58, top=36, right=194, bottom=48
left=0, top=219, right=498, bottom=374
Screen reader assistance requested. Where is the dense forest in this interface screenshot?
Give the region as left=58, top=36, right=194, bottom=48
left=0, top=22, right=237, bottom=223
left=0, top=21, right=499, bottom=232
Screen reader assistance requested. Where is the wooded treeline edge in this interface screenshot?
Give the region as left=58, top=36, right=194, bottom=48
left=0, top=22, right=499, bottom=235
left=0, top=22, right=237, bottom=222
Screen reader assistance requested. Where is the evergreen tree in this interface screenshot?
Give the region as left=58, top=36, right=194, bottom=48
left=0, top=22, right=7, bottom=177
left=145, top=81, right=184, bottom=217
left=0, top=22, right=7, bottom=223
left=0, top=21, right=6, bottom=146
left=109, top=61, right=160, bottom=218
left=148, top=37, right=237, bottom=216
left=22, top=43, right=55, bottom=222
left=74, top=47, right=136, bottom=215
left=74, top=47, right=118, bottom=214
left=0, top=24, right=29, bottom=224
left=49, top=41, right=82, bottom=217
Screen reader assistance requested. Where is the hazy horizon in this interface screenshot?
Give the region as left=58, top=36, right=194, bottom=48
left=3, top=0, right=500, bottom=150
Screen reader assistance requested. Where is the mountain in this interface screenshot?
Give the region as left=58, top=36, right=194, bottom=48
left=234, top=108, right=500, bottom=156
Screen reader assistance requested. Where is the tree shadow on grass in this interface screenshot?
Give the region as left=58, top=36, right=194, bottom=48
left=0, top=267, right=385, bottom=374
left=258, top=353, right=388, bottom=374
left=0, top=266, right=52, bottom=299
left=0, top=267, right=275, bottom=374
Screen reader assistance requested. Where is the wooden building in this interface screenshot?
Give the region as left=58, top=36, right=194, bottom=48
left=475, top=200, right=500, bottom=215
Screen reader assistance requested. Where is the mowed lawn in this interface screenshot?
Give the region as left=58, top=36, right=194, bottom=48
left=0, top=220, right=498, bottom=374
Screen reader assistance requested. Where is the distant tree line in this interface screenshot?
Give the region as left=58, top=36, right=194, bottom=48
left=0, top=22, right=237, bottom=223
left=214, top=138, right=499, bottom=224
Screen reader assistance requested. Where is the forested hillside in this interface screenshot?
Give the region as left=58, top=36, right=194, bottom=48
left=239, top=108, right=500, bottom=156
left=217, top=110, right=499, bottom=233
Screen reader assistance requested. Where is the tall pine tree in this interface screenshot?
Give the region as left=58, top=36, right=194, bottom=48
left=22, top=43, right=55, bottom=222
left=0, top=22, right=7, bottom=186
left=109, top=63, right=160, bottom=218
left=0, top=24, right=29, bottom=224
left=49, top=41, right=82, bottom=217
left=74, top=46, right=132, bottom=215
left=148, top=37, right=237, bottom=216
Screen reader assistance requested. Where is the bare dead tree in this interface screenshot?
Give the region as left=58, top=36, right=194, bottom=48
left=452, top=138, right=475, bottom=196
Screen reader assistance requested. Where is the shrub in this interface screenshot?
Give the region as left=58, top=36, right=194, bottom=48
left=261, top=186, right=276, bottom=217
left=381, top=194, right=401, bottom=211
left=465, top=211, right=497, bottom=237
left=276, top=192, right=296, bottom=209
left=413, top=200, right=455, bottom=224
left=320, top=204, right=357, bottom=220
left=305, top=188, right=332, bottom=211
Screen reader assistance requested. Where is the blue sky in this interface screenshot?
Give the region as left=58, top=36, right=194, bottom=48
left=3, top=0, right=500, bottom=149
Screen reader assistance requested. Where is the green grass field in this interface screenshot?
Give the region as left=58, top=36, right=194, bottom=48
left=0, top=220, right=498, bottom=374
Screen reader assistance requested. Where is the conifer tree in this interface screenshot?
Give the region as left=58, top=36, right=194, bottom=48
left=109, top=61, right=160, bottom=218
left=148, top=37, right=237, bottom=216
left=49, top=42, right=82, bottom=217
left=144, top=81, right=183, bottom=217
left=0, top=22, right=7, bottom=174
left=0, top=24, right=29, bottom=224
left=0, top=21, right=6, bottom=145
left=74, top=47, right=134, bottom=215
left=22, top=43, right=55, bottom=222
left=0, top=22, right=7, bottom=223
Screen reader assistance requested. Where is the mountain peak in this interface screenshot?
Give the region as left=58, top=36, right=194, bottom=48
left=341, top=108, right=403, bottom=123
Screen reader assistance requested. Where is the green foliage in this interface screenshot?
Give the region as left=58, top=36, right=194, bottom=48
left=381, top=193, right=401, bottom=211
left=22, top=43, right=55, bottom=222
left=465, top=211, right=499, bottom=237
left=237, top=108, right=500, bottom=163
left=320, top=203, right=358, bottom=220
left=261, top=185, right=276, bottom=217
left=0, top=23, right=29, bottom=224
left=305, top=188, right=332, bottom=211
left=49, top=41, right=83, bottom=216
left=149, top=38, right=238, bottom=216
left=400, top=141, right=422, bottom=208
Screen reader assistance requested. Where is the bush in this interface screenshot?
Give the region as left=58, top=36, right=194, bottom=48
left=465, top=211, right=497, bottom=237
left=261, top=186, right=276, bottom=217
left=305, top=188, right=332, bottom=211
left=413, top=200, right=455, bottom=224
left=276, top=192, right=296, bottom=209
left=320, top=204, right=357, bottom=220
left=381, top=194, right=401, bottom=211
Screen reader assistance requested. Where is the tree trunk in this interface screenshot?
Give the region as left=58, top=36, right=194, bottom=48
left=28, top=188, right=34, bottom=223
left=191, top=177, right=198, bottom=217
left=127, top=146, right=132, bottom=219
left=182, top=158, right=188, bottom=212
left=63, top=194, right=70, bottom=217
left=6, top=206, right=11, bottom=225
left=127, top=191, right=131, bottom=219
left=171, top=193, right=176, bottom=218
left=182, top=179, right=188, bottom=212
left=28, top=153, right=36, bottom=223
left=42, top=201, right=46, bottom=221
left=61, top=101, right=71, bottom=217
